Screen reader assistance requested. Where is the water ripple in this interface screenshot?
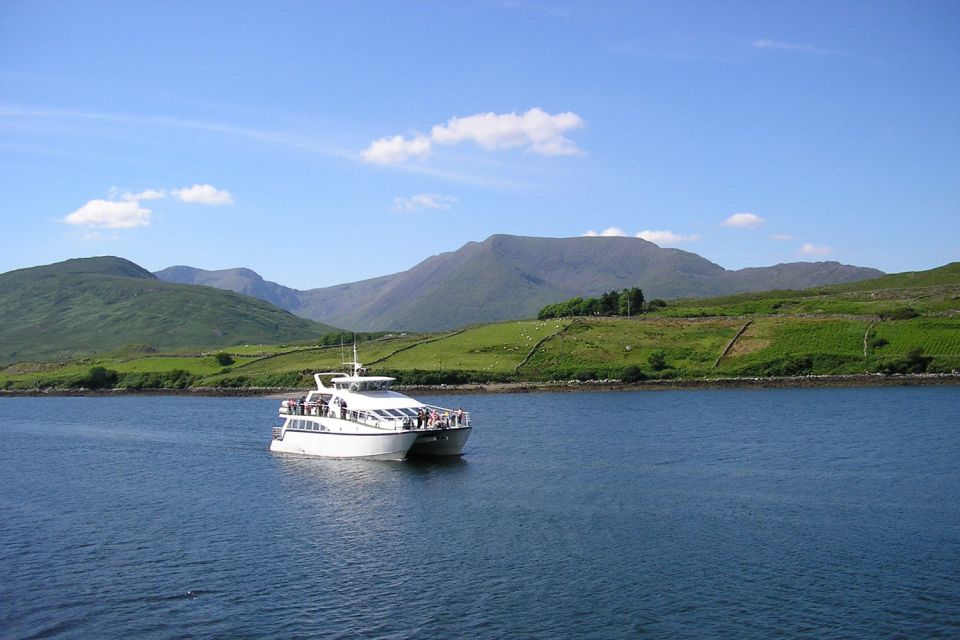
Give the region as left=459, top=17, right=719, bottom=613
left=1, top=390, right=958, bottom=638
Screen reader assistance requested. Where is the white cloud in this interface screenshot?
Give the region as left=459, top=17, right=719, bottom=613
left=636, top=230, right=700, bottom=245
left=393, top=193, right=458, bottom=213
left=122, top=188, right=167, bottom=201
left=63, top=199, right=152, bottom=228
left=722, top=212, right=765, bottom=228
left=583, top=227, right=698, bottom=245
left=584, top=227, right=627, bottom=237
left=798, top=243, right=832, bottom=256
left=362, top=134, right=432, bottom=164
left=770, top=233, right=793, bottom=241
left=752, top=39, right=837, bottom=56
left=170, top=184, right=233, bottom=205
left=362, top=107, right=585, bottom=165
left=430, top=108, right=584, bottom=155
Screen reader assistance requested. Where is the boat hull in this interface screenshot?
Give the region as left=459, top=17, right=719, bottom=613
left=407, top=427, right=472, bottom=457
left=270, top=422, right=421, bottom=460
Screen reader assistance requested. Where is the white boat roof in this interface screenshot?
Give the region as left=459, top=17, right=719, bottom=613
left=338, top=390, right=423, bottom=411
left=330, top=375, right=395, bottom=383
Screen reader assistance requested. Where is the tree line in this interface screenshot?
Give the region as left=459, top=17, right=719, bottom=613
left=538, top=287, right=666, bottom=320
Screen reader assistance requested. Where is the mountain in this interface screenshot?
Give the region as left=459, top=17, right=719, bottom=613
left=0, top=257, right=338, bottom=365
left=155, top=265, right=302, bottom=311
left=156, top=235, right=884, bottom=332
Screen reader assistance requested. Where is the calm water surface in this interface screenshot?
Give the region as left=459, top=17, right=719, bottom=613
left=1, top=387, right=958, bottom=639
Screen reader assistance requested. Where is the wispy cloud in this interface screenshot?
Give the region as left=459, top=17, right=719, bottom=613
left=393, top=193, right=458, bottom=213
left=722, top=212, right=765, bottom=229
left=584, top=227, right=628, bottom=237
left=117, top=187, right=167, bottom=202
left=363, top=108, right=585, bottom=165
left=1, top=104, right=541, bottom=188
left=636, top=229, right=700, bottom=245
left=752, top=39, right=838, bottom=56
left=770, top=233, right=793, bottom=241
left=583, top=227, right=699, bottom=246
left=63, top=199, right=152, bottom=229
left=798, top=243, right=832, bottom=256
left=0, top=104, right=356, bottom=160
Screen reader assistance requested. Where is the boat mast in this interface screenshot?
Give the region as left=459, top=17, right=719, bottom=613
left=343, top=338, right=362, bottom=376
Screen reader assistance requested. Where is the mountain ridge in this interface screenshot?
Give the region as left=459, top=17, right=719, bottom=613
left=154, top=234, right=884, bottom=332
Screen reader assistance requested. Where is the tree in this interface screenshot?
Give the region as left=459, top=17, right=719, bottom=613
left=214, top=352, right=234, bottom=366
left=599, top=290, right=620, bottom=315
left=619, top=287, right=645, bottom=316
left=77, top=366, right=118, bottom=389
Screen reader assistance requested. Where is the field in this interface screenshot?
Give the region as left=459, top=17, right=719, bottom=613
left=2, top=264, right=958, bottom=390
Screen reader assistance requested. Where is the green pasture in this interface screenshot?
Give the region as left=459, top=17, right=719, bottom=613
left=372, top=320, right=571, bottom=374
left=2, top=262, right=959, bottom=390
left=870, top=318, right=960, bottom=356
left=521, top=317, right=741, bottom=378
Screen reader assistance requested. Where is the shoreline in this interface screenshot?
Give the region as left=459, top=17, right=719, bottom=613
left=1, top=373, right=957, bottom=398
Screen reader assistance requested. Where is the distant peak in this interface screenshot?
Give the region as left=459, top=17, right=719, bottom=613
left=10, top=256, right=157, bottom=280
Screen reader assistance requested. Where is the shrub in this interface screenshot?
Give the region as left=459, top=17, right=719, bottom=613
left=74, top=366, right=119, bottom=389
left=875, top=347, right=933, bottom=375
left=880, top=307, right=920, bottom=321
left=214, top=352, right=234, bottom=366
left=648, top=350, right=668, bottom=371
left=621, top=365, right=646, bottom=383
left=647, top=298, right=668, bottom=310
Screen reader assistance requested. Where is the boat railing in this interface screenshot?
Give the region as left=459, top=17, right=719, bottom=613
left=280, top=402, right=470, bottom=430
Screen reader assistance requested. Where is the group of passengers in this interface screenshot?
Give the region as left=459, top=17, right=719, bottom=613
left=286, top=396, right=347, bottom=419
left=415, top=407, right=466, bottom=429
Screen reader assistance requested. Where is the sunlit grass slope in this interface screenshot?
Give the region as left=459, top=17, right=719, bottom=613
left=1, top=263, right=957, bottom=390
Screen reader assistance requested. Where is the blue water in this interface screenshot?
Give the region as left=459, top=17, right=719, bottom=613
left=1, top=387, right=958, bottom=639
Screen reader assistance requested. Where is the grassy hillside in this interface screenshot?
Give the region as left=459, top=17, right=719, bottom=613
left=2, top=263, right=957, bottom=390
left=0, top=256, right=339, bottom=365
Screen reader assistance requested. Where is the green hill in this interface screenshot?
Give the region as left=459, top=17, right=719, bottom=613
left=2, top=261, right=956, bottom=390
left=0, top=256, right=339, bottom=365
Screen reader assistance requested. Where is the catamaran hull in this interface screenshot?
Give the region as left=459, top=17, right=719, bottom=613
left=270, top=429, right=421, bottom=460
left=407, top=427, right=472, bottom=457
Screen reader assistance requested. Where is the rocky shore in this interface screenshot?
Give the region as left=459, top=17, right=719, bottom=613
left=1, top=373, right=957, bottom=397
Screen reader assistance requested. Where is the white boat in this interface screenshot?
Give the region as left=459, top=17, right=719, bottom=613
left=269, top=347, right=472, bottom=460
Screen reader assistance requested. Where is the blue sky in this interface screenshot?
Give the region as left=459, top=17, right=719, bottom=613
left=1, top=0, right=957, bottom=289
